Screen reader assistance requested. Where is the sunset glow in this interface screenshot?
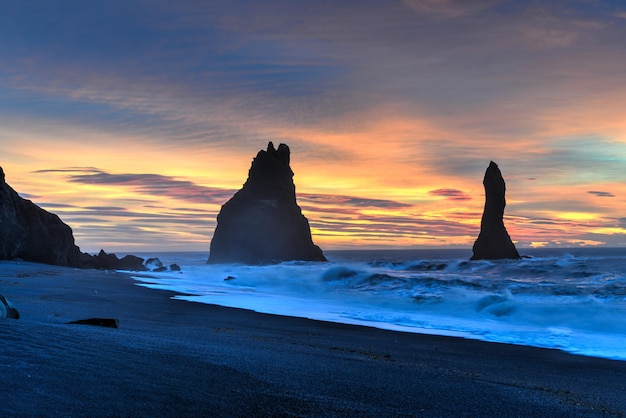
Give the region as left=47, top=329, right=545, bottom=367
left=2, top=1, right=626, bottom=252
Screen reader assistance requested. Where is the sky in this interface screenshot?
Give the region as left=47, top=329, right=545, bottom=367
left=2, top=0, right=626, bottom=252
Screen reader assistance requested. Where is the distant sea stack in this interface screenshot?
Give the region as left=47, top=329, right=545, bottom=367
left=208, top=142, right=326, bottom=264
left=471, top=161, right=520, bottom=261
left=0, top=167, right=82, bottom=266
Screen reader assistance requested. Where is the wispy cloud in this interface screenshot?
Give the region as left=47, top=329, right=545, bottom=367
left=403, top=0, right=496, bottom=17
left=429, top=188, right=471, bottom=201
left=588, top=191, right=616, bottom=198
left=300, top=194, right=411, bottom=209
left=36, top=168, right=236, bottom=205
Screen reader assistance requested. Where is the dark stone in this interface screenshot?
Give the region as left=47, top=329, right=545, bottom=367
left=0, top=166, right=82, bottom=266
left=169, top=263, right=181, bottom=271
left=153, top=266, right=167, bottom=272
left=117, top=255, right=146, bottom=271
left=68, top=318, right=119, bottom=328
left=471, top=161, right=520, bottom=261
left=0, top=295, right=19, bottom=319
left=79, top=250, right=146, bottom=271
left=93, top=249, right=119, bottom=269
left=145, top=257, right=164, bottom=271
left=208, top=142, right=326, bottom=264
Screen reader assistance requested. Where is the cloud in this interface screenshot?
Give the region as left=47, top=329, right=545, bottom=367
left=403, top=0, right=496, bottom=17
left=17, top=192, right=39, bottom=200
left=310, top=213, right=476, bottom=241
left=36, top=167, right=413, bottom=210
left=36, top=168, right=237, bottom=205
left=588, top=191, right=615, bottom=198
left=429, top=188, right=471, bottom=201
left=299, top=193, right=411, bottom=209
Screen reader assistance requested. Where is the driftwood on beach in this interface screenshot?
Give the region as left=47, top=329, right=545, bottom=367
left=0, top=295, right=19, bottom=319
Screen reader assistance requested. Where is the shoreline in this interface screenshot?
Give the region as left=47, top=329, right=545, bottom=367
left=2, top=261, right=626, bottom=416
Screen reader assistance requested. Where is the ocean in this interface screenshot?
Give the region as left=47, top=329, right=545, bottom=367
left=131, top=248, right=626, bottom=361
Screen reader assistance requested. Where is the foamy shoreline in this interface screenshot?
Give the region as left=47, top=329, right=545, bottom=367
left=131, top=249, right=626, bottom=361
left=2, top=260, right=626, bottom=416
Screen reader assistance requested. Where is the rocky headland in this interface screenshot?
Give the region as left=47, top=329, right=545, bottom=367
left=0, top=167, right=83, bottom=266
left=0, top=166, right=168, bottom=271
left=471, top=161, right=520, bottom=260
left=208, top=142, right=326, bottom=264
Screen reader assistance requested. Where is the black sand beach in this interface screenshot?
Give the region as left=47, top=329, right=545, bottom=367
left=1, top=261, right=625, bottom=417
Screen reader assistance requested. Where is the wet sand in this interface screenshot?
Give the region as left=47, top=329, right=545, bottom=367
left=1, top=261, right=625, bottom=416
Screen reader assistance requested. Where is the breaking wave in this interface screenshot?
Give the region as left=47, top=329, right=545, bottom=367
left=132, top=248, right=626, bottom=361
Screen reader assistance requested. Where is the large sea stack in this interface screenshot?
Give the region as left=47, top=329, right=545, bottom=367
left=471, top=161, right=520, bottom=261
left=0, top=167, right=82, bottom=266
left=208, top=142, right=326, bottom=264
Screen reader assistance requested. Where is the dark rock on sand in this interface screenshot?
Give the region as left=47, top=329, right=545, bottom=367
left=0, top=295, right=19, bottom=319
left=0, top=167, right=82, bottom=266
left=68, top=318, right=119, bottom=328
left=118, top=254, right=146, bottom=271
left=208, top=142, right=326, bottom=264
left=80, top=250, right=146, bottom=271
left=471, top=161, right=520, bottom=260
left=169, top=264, right=181, bottom=272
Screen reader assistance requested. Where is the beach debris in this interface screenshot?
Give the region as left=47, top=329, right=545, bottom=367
left=68, top=318, right=119, bottom=328
left=224, top=275, right=236, bottom=281
left=470, top=161, right=520, bottom=261
left=208, top=142, right=326, bottom=264
left=0, top=295, right=19, bottom=319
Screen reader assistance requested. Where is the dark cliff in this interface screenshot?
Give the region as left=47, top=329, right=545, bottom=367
left=0, top=167, right=82, bottom=266
left=0, top=167, right=149, bottom=270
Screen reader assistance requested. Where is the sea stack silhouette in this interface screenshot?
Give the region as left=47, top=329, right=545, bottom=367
left=208, top=142, right=326, bottom=264
left=471, top=161, right=520, bottom=261
left=0, top=166, right=83, bottom=266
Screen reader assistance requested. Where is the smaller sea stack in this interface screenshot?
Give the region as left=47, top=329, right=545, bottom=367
left=471, top=161, right=520, bottom=261
left=208, top=142, right=326, bottom=264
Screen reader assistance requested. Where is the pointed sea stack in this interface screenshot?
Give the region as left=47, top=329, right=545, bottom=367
left=470, top=161, right=520, bottom=261
left=0, top=167, right=82, bottom=266
left=208, top=142, right=326, bottom=264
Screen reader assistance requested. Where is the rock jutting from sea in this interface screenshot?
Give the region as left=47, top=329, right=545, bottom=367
left=208, top=142, right=326, bottom=264
left=470, top=161, right=520, bottom=261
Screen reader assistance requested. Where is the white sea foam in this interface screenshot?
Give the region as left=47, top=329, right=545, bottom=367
left=132, top=249, right=626, bottom=361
